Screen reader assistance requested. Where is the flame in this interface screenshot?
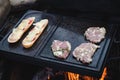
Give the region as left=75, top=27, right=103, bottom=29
left=66, top=72, right=79, bottom=80
left=47, top=74, right=50, bottom=80
left=100, top=67, right=107, bottom=80
left=45, top=67, right=107, bottom=80
left=66, top=67, right=107, bottom=80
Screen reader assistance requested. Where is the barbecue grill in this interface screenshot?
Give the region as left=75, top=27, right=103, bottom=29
left=0, top=0, right=120, bottom=79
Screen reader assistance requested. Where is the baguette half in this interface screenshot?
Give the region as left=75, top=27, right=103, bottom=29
left=8, top=17, right=35, bottom=43
left=22, top=19, right=48, bottom=48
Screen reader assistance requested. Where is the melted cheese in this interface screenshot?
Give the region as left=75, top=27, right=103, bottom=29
left=17, top=20, right=29, bottom=30
left=33, top=20, right=47, bottom=30
left=12, top=28, right=23, bottom=40
left=25, top=27, right=40, bottom=41
left=54, top=51, right=63, bottom=56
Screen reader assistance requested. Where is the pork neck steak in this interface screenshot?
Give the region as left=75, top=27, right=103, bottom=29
left=84, top=27, right=106, bottom=43
left=51, top=40, right=71, bottom=59
left=73, top=43, right=100, bottom=63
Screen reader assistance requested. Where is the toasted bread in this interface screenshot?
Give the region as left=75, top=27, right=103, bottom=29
left=8, top=17, right=35, bottom=43
left=22, top=19, right=48, bottom=48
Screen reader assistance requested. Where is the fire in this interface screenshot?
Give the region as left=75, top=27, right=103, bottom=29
left=66, top=72, right=79, bottom=80
left=47, top=74, right=50, bottom=80
left=100, top=67, right=107, bottom=80
left=66, top=67, right=107, bottom=80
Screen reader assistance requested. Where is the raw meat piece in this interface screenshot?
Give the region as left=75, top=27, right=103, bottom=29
left=84, top=27, right=106, bottom=43
left=73, top=43, right=100, bottom=63
left=51, top=40, right=71, bottom=59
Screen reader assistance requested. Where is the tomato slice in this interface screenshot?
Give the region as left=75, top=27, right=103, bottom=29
left=28, top=20, right=33, bottom=24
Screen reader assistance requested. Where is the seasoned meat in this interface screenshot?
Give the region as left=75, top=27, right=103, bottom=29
left=84, top=27, right=106, bottom=43
left=73, top=43, right=100, bottom=63
left=51, top=40, right=71, bottom=59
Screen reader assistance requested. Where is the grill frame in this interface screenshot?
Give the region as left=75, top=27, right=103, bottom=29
left=35, top=16, right=116, bottom=78
left=0, top=10, right=117, bottom=78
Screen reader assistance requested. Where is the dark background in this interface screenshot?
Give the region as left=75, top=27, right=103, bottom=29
left=32, top=0, right=120, bottom=23
left=8, top=0, right=120, bottom=24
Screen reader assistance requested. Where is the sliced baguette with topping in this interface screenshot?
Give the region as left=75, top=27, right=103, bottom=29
left=22, top=19, right=48, bottom=48
left=8, top=17, right=35, bottom=43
